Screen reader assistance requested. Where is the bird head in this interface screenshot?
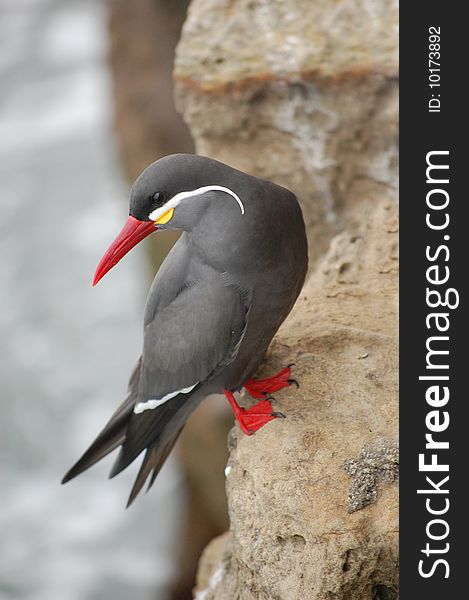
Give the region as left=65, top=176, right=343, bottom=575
left=93, top=154, right=245, bottom=286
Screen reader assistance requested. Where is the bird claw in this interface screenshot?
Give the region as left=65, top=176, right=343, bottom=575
left=236, top=399, right=283, bottom=435
left=244, top=365, right=299, bottom=398
left=230, top=365, right=300, bottom=435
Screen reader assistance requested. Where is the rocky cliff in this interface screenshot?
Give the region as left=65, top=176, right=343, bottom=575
left=174, top=1, right=399, bottom=598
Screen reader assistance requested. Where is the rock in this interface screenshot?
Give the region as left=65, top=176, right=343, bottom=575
left=343, top=437, right=399, bottom=514
left=194, top=532, right=232, bottom=599
left=175, top=2, right=398, bottom=596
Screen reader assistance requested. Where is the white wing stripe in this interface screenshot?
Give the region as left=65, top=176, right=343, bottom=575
left=133, top=383, right=198, bottom=414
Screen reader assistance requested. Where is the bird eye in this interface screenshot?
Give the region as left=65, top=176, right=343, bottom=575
left=150, top=192, right=165, bottom=210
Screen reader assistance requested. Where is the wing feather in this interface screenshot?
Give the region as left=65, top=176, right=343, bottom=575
left=63, top=260, right=250, bottom=503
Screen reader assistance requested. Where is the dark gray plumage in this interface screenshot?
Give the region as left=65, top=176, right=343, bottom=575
left=62, top=154, right=308, bottom=505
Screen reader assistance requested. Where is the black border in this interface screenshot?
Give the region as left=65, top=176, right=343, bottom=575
left=400, top=4, right=465, bottom=596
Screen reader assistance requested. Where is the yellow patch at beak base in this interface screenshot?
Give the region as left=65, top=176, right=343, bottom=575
left=154, top=207, right=174, bottom=225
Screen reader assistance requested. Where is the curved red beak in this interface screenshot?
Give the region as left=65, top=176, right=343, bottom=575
left=93, top=216, right=157, bottom=286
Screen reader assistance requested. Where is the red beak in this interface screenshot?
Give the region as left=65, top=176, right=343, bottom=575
left=93, top=216, right=157, bottom=286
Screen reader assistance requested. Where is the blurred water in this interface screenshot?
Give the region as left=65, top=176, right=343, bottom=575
left=0, top=1, right=183, bottom=599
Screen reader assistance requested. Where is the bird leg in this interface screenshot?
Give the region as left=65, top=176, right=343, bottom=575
left=224, top=390, right=283, bottom=436
left=243, top=365, right=298, bottom=399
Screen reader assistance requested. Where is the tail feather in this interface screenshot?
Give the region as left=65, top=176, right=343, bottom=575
left=108, top=385, right=201, bottom=479
left=62, top=357, right=142, bottom=484
left=61, top=399, right=133, bottom=484
left=126, top=430, right=182, bottom=507
left=62, top=369, right=202, bottom=504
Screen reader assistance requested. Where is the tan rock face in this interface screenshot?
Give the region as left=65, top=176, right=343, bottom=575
left=175, top=0, right=397, bottom=87
left=175, top=1, right=398, bottom=598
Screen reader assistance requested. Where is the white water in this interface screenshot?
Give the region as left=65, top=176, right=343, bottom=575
left=0, top=1, right=183, bottom=598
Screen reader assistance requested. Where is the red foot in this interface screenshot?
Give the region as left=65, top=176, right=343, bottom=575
left=244, top=365, right=297, bottom=399
left=224, top=391, right=283, bottom=435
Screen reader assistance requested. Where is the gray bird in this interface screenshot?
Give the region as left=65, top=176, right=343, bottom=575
left=62, top=154, right=308, bottom=505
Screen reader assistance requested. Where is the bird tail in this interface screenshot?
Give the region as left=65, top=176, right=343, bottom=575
left=123, top=432, right=182, bottom=507
left=62, top=358, right=202, bottom=506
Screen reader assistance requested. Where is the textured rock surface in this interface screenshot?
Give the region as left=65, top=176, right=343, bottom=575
left=175, top=1, right=398, bottom=598
left=343, top=437, right=399, bottom=514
